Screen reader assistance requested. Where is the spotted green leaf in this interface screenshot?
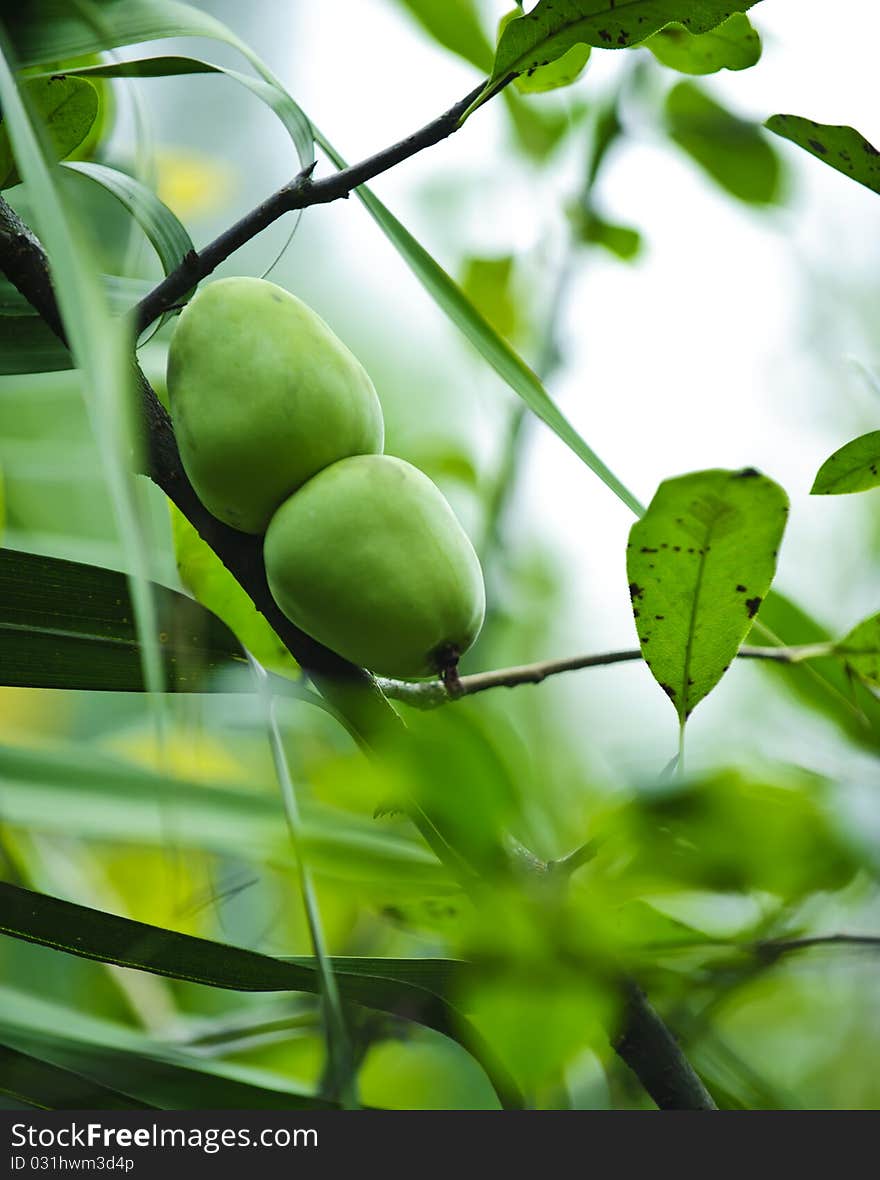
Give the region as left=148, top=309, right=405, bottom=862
left=469, top=0, right=763, bottom=112
left=627, top=468, right=789, bottom=720
left=646, top=13, right=761, bottom=75
left=499, top=9, right=590, bottom=95
left=811, top=430, right=880, bottom=495
left=766, top=115, right=880, bottom=196
left=0, top=75, right=98, bottom=188
left=836, top=613, right=880, bottom=690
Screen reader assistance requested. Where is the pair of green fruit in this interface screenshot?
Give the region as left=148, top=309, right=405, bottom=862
left=167, top=277, right=485, bottom=679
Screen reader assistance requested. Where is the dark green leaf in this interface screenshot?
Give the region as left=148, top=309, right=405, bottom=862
left=811, top=430, right=880, bottom=495
left=646, top=13, right=761, bottom=75
left=750, top=591, right=880, bottom=753
left=473, top=0, right=762, bottom=110
left=0, top=548, right=246, bottom=692
left=836, top=613, right=880, bottom=690
left=666, top=80, right=781, bottom=204
left=0, top=75, right=98, bottom=187
left=0, top=1042, right=154, bottom=1110
left=766, top=115, right=880, bottom=196
left=627, top=468, right=789, bottom=720
left=0, top=883, right=522, bottom=1109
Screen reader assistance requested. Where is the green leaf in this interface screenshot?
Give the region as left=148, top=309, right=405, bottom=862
left=666, top=80, right=782, bottom=204
left=573, top=209, right=642, bottom=259
left=594, top=768, right=858, bottom=899
left=810, top=430, right=880, bottom=495
left=0, top=547, right=248, bottom=692
left=62, top=160, right=194, bottom=282
left=836, top=613, right=880, bottom=690
left=314, top=130, right=644, bottom=517
left=627, top=468, right=789, bottom=721
left=646, top=13, right=761, bottom=75
left=0, top=75, right=98, bottom=188
left=0, top=883, right=522, bottom=1109
left=0, top=1042, right=155, bottom=1110
left=473, top=0, right=763, bottom=110
left=751, top=591, right=880, bottom=753
left=499, top=9, right=590, bottom=95
left=460, top=255, right=519, bottom=342
left=766, top=115, right=880, bottom=196
left=171, top=504, right=298, bottom=680
left=395, top=0, right=494, bottom=72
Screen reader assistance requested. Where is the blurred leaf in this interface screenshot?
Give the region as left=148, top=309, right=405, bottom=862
left=573, top=209, right=642, bottom=259
left=0, top=991, right=337, bottom=1110
left=314, top=131, right=644, bottom=517
left=0, top=1041, right=155, bottom=1110
left=0, top=741, right=452, bottom=890
left=627, top=468, right=789, bottom=721
left=62, top=161, right=194, bottom=283
left=472, top=0, right=762, bottom=111
left=836, top=613, right=880, bottom=690
left=666, top=81, right=782, bottom=205
left=0, top=548, right=248, bottom=692
left=766, top=115, right=880, bottom=196
left=171, top=505, right=298, bottom=680
left=499, top=9, right=590, bottom=95
left=502, top=90, right=575, bottom=160
left=0, top=883, right=523, bottom=1109
left=0, top=75, right=98, bottom=187
left=811, top=430, right=880, bottom=495
left=752, top=591, right=880, bottom=753
left=592, top=769, right=858, bottom=899
left=646, top=14, right=761, bottom=76
left=394, top=0, right=493, bottom=71
left=460, top=254, right=519, bottom=341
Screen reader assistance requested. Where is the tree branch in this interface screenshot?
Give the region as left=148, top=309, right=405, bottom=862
left=132, top=80, right=489, bottom=335
left=379, top=643, right=834, bottom=708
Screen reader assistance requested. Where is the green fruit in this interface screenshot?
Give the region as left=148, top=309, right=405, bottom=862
left=264, top=455, right=485, bottom=678
left=167, top=277, right=384, bottom=533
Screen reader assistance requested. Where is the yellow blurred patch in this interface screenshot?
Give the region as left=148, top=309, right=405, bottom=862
left=101, top=725, right=245, bottom=784
left=155, top=147, right=235, bottom=219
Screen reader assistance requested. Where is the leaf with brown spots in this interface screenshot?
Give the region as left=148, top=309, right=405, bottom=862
left=467, top=0, right=764, bottom=113
left=810, top=430, right=880, bottom=495
left=626, top=468, right=788, bottom=722
left=766, top=116, right=880, bottom=196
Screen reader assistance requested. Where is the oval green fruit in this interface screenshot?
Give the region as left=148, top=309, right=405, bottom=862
left=264, top=455, right=485, bottom=678
left=167, top=277, right=384, bottom=533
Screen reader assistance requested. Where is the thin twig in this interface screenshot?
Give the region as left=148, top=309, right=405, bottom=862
left=378, top=643, right=834, bottom=709
left=132, top=81, right=490, bottom=335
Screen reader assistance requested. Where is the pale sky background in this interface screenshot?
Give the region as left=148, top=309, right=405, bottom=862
left=129, top=2, right=880, bottom=785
